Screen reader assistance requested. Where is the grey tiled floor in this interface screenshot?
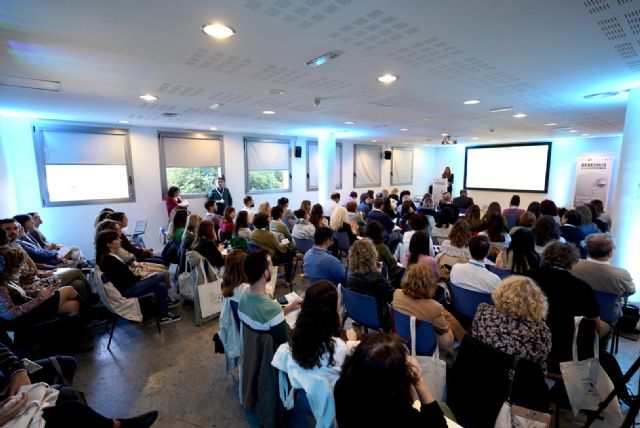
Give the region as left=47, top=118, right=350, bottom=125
left=73, top=287, right=640, bottom=428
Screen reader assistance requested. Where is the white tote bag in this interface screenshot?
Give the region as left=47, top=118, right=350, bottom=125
left=559, top=317, right=622, bottom=420
left=410, top=316, right=447, bottom=402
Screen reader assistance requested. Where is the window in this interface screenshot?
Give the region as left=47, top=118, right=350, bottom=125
left=158, top=131, right=223, bottom=197
left=306, top=140, right=342, bottom=190
left=33, top=122, right=135, bottom=207
left=391, top=147, right=414, bottom=185
left=353, top=144, right=381, bottom=188
left=244, top=137, right=292, bottom=193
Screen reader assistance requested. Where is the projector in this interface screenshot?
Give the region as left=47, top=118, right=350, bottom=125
left=441, top=136, right=457, bottom=145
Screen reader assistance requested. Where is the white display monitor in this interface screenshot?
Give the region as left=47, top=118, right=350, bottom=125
left=464, top=142, right=551, bottom=193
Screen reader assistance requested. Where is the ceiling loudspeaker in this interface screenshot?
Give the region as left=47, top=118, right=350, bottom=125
left=384, top=150, right=392, bottom=160
left=294, top=146, right=302, bottom=158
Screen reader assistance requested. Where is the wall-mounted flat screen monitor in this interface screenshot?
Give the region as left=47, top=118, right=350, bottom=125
left=464, top=142, right=551, bottom=193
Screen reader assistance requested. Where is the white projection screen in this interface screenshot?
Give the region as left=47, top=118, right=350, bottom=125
left=464, top=142, right=551, bottom=193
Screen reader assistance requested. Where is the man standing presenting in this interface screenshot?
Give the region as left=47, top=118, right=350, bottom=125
left=571, top=233, right=635, bottom=323
left=208, top=176, right=232, bottom=216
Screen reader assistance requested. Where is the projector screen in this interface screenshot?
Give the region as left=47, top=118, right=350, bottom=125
left=464, top=142, right=551, bottom=192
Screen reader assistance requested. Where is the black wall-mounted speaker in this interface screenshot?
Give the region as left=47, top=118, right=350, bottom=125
left=294, top=146, right=302, bottom=158
left=384, top=150, right=392, bottom=160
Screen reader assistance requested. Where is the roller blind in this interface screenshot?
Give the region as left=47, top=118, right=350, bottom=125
left=391, top=147, right=414, bottom=185
left=246, top=140, right=290, bottom=171
left=162, top=136, right=221, bottom=167
left=354, top=145, right=381, bottom=187
left=43, top=130, right=126, bottom=165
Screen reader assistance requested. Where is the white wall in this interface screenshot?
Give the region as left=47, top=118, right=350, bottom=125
left=422, top=136, right=623, bottom=211
left=0, top=120, right=427, bottom=257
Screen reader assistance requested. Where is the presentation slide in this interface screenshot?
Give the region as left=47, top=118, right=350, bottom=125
left=464, top=142, right=551, bottom=192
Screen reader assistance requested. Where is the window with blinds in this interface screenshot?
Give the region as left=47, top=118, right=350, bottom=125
left=244, top=137, right=292, bottom=193
left=353, top=144, right=381, bottom=188
left=306, top=140, right=342, bottom=191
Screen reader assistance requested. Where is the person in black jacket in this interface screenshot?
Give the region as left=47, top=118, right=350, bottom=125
left=334, top=333, right=446, bottom=428
left=96, top=230, right=180, bottom=325
left=344, top=238, right=394, bottom=331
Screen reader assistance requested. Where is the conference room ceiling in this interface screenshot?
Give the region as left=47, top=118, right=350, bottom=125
left=0, top=0, right=635, bottom=145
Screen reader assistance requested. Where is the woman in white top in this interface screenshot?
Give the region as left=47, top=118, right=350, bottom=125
left=272, top=281, right=358, bottom=428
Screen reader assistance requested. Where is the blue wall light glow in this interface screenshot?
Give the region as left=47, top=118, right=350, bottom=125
left=291, top=127, right=368, bottom=139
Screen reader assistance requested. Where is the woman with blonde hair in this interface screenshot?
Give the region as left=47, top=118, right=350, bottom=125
left=257, top=202, right=271, bottom=218
left=181, top=214, right=202, bottom=250
left=167, top=208, right=189, bottom=244
left=344, top=238, right=394, bottom=331
left=472, top=276, right=552, bottom=372
left=330, top=206, right=358, bottom=243
left=392, top=264, right=456, bottom=356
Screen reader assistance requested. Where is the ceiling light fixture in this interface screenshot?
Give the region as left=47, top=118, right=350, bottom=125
left=472, top=137, right=479, bottom=140
left=544, top=123, right=557, bottom=126
left=345, top=121, right=355, bottom=125
left=582, top=133, right=590, bottom=136
left=267, top=89, right=285, bottom=95
left=569, top=129, right=578, bottom=133
left=139, top=94, right=158, bottom=102
left=262, top=110, right=275, bottom=115
left=583, top=91, right=619, bottom=99
left=162, top=112, right=179, bottom=117
left=371, top=140, right=377, bottom=143
left=400, top=128, right=408, bottom=131
left=489, top=106, right=513, bottom=112
left=377, top=74, right=398, bottom=84
left=441, top=133, right=448, bottom=137
left=513, top=113, right=527, bottom=118
left=464, top=99, right=480, bottom=105
left=305, top=51, right=342, bottom=67
left=210, top=127, right=218, bottom=131
left=118, top=120, right=130, bottom=124
left=202, top=23, right=236, bottom=39
left=209, top=103, right=223, bottom=109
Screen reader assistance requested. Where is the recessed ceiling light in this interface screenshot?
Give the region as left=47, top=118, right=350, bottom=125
left=582, top=133, right=590, bottom=136
left=584, top=91, right=619, bottom=99
left=305, top=51, right=343, bottom=67
left=513, top=113, right=527, bottom=118
left=267, top=89, right=285, bottom=95
left=118, top=120, right=130, bottom=124
left=209, top=103, right=223, bottom=109
left=569, top=129, right=578, bottom=133
left=489, top=106, right=513, bottom=112
left=202, top=23, right=235, bottom=39
left=377, top=74, right=398, bottom=84
left=139, top=94, right=158, bottom=102
left=262, top=110, right=275, bottom=115
left=345, top=121, right=355, bottom=125
left=371, top=140, right=377, bottom=143
left=464, top=99, right=480, bottom=105
left=400, top=128, right=408, bottom=131
left=472, top=137, right=479, bottom=140
left=210, top=127, right=218, bottom=131
left=441, top=133, right=449, bottom=137
left=544, top=123, right=557, bottom=126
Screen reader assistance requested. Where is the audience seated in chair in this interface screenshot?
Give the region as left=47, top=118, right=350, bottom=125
left=502, top=195, right=525, bottom=230
left=323, top=192, right=341, bottom=218
left=344, top=239, right=394, bottom=332
left=191, top=220, right=225, bottom=270
left=472, top=276, right=552, bottom=373
left=571, top=233, right=635, bottom=326
left=95, top=230, right=181, bottom=325
left=366, top=198, right=395, bottom=236
left=365, top=220, right=397, bottom=275
left=431, top=207, right=456, bottom=243
left=532, top=215, right=565, bottom=256
left=291, top=209, right=315, bottom=241
left=303, top=227, right=346, bottom=285
left=392, top=264, right=464, bottom=355
left=329, top=207, right=357, bottom=244
left=334, top=333, right=447, bottom=428
left=402, top=231, right=439, bottom=281
left=435, top=220, right=471, bottom=280
left=450, top=235, right=501, bottom=293
left=309, top=204, right=328, bottom=229
left=269, top=206, right=292, bottom=242
left=452, top=189, right=474, bottom=210
left=495, top=228, right=541, bottom=274
left=219, top=207, right=236, bottom=242
left=463, top=204, right=484, bottom=234
left=345, top=201, right=365, bottom=235
left=271, top=281, right=358, bottom=428
left=107, top=212, right=165, bottom=265
left=238, top=251, right=301, bottom=427
left=250, top=213, right=295, bottom=284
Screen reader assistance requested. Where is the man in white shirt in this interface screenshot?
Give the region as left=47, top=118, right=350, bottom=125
left=323, top=192, right=341, bottom=217
left=239, top=195, right=256, bottom=223
left=571, top=233, right=635, bottom=321
left=450, top=235, right=501, bottom=293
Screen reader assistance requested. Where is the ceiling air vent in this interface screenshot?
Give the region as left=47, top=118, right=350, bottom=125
left=0, top=74, right=61, bottom=91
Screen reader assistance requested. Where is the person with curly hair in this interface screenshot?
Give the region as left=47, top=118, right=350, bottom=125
left=344, top=238, right=394, bottom=331
left=271, top=281, right=358, bottom=427
left=334, top=333, right=447, bottom=428
left=472, top=276, right=552, bottom=372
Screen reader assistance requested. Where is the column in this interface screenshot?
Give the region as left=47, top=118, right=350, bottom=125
left=317, top=131, right=336, bottom=206
left=610, top=88, right=640, bottom=295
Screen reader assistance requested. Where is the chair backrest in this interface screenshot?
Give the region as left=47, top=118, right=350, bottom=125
left=340, top=286, right=382, bottom=331
left=391, top=306, right=437, bottom=356
left=593, top=290, right=618, bottom=326
left=293, top=237, right=314, bottom=255
left=448, top=282, right=493, bottom=320
left=487, top=265, right=512, bottom=280
left=247, top=241, right=262, bottom=253
left=229, top=299, right=241, bottom=330
left=159, top=226, right=168, bottom=245
left=333, top=231, right=350, bottom=252
left=133, top=220, right=147, bottom=235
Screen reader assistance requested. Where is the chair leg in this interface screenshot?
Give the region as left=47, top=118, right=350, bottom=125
left=107, top=317, right=117, bottom=350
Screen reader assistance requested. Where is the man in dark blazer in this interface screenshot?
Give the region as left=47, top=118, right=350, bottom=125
left=366, top=198, right=395, bottom=233
left=207, top=176, right=232, bottom=215
left=452, top=189, right=474, bottom=210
